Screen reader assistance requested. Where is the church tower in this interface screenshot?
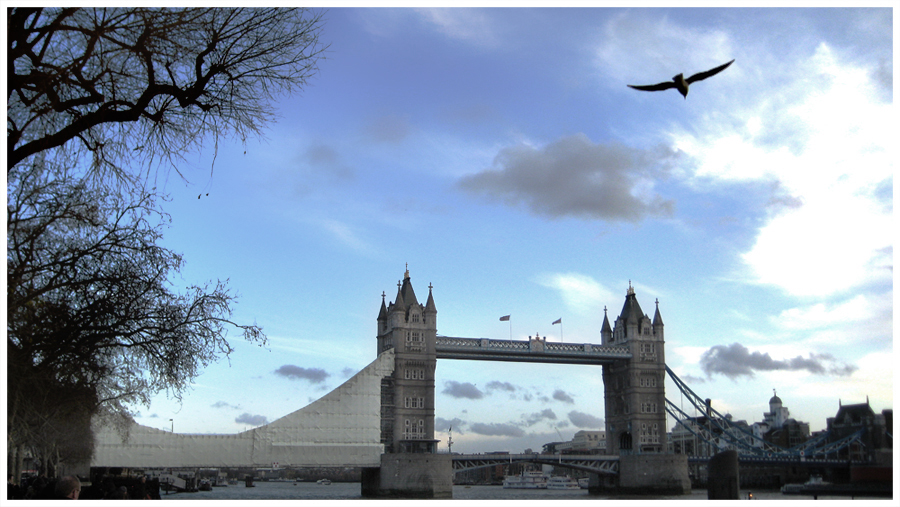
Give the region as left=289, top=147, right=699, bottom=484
left=603, top=283, right=667, bottom=455
left=376, top=267, right=438, bottom=454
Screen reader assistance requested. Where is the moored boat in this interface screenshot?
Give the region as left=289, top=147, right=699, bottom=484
left=503, top=470, right=547, bottom=489
left=782, top=475, right=829, bottom=494
left=547, top=475, right=580, bottom=490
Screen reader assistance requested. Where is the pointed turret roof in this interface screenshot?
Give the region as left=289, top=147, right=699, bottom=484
left=653, top=298, right=664, bottom=327
left=398, top=266, right=419, bottom=308
left=392, top=278, right=405, bottom=311
left=378, top=291, right=388, bottom=321
left=425, top=283, right=437, bottom=314
left=618, top=281, right=644, bottom=325
left=601, top=306, right=612, bottom=334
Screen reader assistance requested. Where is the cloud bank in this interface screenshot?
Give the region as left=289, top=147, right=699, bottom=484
left=700, top=342, right=857, bottom=379
left=443, top=381, right=485, bottom=399
left=274, top=365, right=329, bottom=383
left=235, top=413, right=269, bottom=426
left=568, top=410, right=604, bottom=429
left=458, top=134, right=676, bottom=222
left=469, top=422, right=525, bottom=437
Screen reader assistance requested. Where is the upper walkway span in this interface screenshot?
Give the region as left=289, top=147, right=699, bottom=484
left=435, top=336, right=631, bottom=365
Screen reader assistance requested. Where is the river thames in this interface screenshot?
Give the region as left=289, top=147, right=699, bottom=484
left=156, top=480, right=877, bottom=501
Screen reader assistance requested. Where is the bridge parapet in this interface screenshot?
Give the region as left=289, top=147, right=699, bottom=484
left=451, top=453, right=619, bottom=475
left=435, top=337, right=631, bottom=365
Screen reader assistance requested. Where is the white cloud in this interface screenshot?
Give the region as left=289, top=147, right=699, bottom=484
left=535, top=272, right=616, bottom=315
left=742, top=192, right=891, bottom=297
left=790, top=352, right=894, bottom=411
left=671, top=43, right=892, bottom=297
left=776, top=295, right=871, bottom=330
left=318, top=218, right=378, bottom=256
left=594, top=11, right=735, bottom=89
left=415, top=8, right=499, bottom=49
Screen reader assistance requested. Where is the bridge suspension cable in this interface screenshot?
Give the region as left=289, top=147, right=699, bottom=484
left=664, top=366, right=864, bottom=461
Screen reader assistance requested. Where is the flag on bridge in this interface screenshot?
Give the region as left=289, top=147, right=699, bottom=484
left=552, top=318, right=562, bottom=325
left=499, top=315, right=510, bottom=321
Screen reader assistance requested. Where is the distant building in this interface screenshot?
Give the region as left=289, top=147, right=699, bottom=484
left=553, top=430, right=607, bottom=454
left=825, top=399, right=892, bottom=461
left=667, top=390, right=809, bottom=456
left=750, top=391, right=809, bottom=450
left=667, top=413, right=752, bottom=457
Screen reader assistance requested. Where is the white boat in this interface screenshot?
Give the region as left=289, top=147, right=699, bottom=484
left=316, top=478, right=332, bottom=485
left=782, top=475, right=829, bottom=494
left=503, top=470, right=548, bottom=489
left=577, top=477, right=590, bottom=489
left=547, top=476, right=581, bottom=490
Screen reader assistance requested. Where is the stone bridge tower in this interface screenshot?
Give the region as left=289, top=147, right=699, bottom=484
left=376, top=266, right=439, bottom=454
left=601, top=283, right=667, bottom=455
left=366, top=267, right=452, bottom=498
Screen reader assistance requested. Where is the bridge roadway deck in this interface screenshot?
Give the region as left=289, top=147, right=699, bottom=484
left=435, top=337, right=631, bottom=365
left=451, top=453, right=619, bottom=475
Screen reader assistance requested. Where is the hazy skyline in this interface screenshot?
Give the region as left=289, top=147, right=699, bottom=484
left=126, top=7, right=892, bottom=454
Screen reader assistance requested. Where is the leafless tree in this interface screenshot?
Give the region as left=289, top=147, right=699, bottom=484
left=7, top=7, right=326, bottom=480
left=8, top=7, right=327, bottom=182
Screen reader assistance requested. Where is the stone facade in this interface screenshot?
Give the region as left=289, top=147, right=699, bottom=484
left=376, top=267, right=438, bottom=454
left=617, top=453, right=691, bottom=495
left=367, top=268, right=452, bottom=498
left=362, top=453, right=453, bottom=498
left=602, top=284, right=667, bottom=455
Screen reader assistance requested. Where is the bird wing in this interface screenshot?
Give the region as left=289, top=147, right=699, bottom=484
left=685, top=59, right=735, bottom=84
left=627, top=82, right=677, bottom=92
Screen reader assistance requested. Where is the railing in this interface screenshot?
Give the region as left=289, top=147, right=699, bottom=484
left=450, top=453, right=619, bottom=475
left=435, top=336, right=631, bottom=364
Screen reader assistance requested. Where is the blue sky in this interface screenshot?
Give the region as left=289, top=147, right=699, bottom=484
left=131, top=7, right=893, bottom=454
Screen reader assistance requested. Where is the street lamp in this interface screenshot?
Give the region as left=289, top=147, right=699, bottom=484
left=169, top=419, right=174, bottom=433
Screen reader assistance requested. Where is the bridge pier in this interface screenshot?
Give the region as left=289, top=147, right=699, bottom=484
left=612, top=454, right=692, bottom=496
left=361, top=454, right=453, bottom=498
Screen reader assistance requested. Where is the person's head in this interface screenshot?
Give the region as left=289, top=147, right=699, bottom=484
left=55, top=476, right=81, bottom=499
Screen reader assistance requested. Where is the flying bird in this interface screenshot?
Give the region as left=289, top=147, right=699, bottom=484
left=628, top=59, right=734, bottom=98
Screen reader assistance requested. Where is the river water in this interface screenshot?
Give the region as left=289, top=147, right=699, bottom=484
left=158, top=480, right=876, bottom=501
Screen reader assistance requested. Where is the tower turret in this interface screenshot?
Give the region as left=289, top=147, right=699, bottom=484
left=601, top=306, right=612, bottom=344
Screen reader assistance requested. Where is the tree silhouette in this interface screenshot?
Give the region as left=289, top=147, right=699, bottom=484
left=7, top=7, right=326, bottom=480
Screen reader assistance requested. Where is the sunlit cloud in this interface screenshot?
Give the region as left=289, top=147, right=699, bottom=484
left=536, top=272, right=616, bottom=315
left=671, top=43, right=892, bottom=297
left=776, top=295, right=871, bottom=330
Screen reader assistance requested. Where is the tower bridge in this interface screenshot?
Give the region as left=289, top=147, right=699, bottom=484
left=92, top=268, right=875, bottom=498
left=92, top=269, right=687, bottom=497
